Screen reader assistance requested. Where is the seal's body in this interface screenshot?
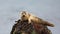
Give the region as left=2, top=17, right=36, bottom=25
left=20, top=11, right=54, bottom=27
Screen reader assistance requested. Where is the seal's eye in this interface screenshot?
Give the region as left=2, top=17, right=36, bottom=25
left=22, top=11, right=26, bottom=15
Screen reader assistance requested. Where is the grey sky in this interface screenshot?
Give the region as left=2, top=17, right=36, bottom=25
left=0, top=0, right=60, bottom=34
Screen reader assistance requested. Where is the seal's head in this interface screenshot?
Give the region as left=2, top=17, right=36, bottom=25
left=20, top=11, right=30, bottom=21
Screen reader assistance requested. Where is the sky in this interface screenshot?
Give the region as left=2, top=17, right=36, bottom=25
left=0, top=0, right=60, bottom=34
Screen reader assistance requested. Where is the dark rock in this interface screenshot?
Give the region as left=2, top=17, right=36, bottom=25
left=10, top=19, right=52, bottom=34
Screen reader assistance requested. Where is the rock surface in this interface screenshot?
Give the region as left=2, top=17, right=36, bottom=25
left=10, top=19, right=52, bottom=34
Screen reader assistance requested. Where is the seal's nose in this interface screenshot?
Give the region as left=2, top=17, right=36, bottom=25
left=22, top=15, right=25, bottom=17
